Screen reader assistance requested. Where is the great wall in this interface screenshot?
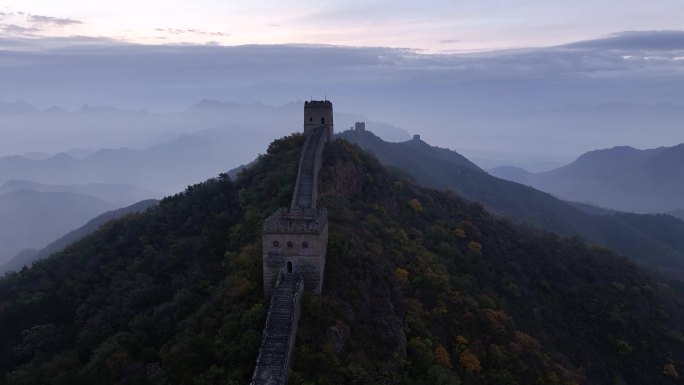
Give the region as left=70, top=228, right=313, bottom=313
left=250, top=100, right=333, bottom=385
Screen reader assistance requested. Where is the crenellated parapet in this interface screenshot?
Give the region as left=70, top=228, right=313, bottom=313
left=263, top=208, right=328, bottom=234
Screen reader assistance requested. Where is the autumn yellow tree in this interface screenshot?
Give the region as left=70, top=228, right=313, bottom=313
left=408, top=198, right=423, bottom=213
left=394, top=267, right=409, bottom=285
left=458, top=349, right=481, bottom=374
left=663, top=363, right=679, bottom=379
left=434, top=345, right=452, bottom=368
left=468, top=241, right=482, bottom=255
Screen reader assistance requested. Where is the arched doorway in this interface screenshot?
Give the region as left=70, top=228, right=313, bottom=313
left=287, top=261, right=293, bottom=273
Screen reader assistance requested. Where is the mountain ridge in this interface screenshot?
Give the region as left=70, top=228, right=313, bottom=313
left=0, top=199, right=158, bottom=275
left=491, top=143, right=684, bottom=213
left=0, top=189, right=115, bottom=264
left=338, top=129, right=684, bottom=280
left=0, top=180, right=160, bottom=206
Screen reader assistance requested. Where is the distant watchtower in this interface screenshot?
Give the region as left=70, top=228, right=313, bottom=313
left=304, top=100, right=333, bottom=141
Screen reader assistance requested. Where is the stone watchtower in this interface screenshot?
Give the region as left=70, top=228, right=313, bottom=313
left=303, top=100, right=333, bottom=141
left=261, top=101, right=333, bottom=298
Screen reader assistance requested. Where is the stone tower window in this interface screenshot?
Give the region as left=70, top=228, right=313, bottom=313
left=273, top=240, right=280, bottom=248
left=287, top=241, right=293, bottom=248
left=309, top=117, right=313, bottom=121
left=287, top=261, right=293, bottom=273
left=321, top=117, right=325, bottom=124
left=302, top=241, right=308, bottom=249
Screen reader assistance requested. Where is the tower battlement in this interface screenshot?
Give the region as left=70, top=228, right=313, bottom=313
left=263, top=208, right=328, bottom=234
left=304, top=100, right=332, bottom=108
left=303, top=99, right=333, bottom=140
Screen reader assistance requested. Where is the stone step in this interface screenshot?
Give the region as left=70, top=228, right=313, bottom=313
left=252, top=274, right=304, bottom=385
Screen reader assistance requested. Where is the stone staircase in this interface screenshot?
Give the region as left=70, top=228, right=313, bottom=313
left=293, top=126, right=325, bottom=209
left=251, top=272, right=304, bottom=385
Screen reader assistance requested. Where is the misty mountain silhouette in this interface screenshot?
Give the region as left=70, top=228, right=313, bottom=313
left=339, top=129, right=684, bottom=279
left=0, top=199, right=158, bottom=274
left=0, top=100, right=411, bottom=194
left=0, top=190, right=114, bottom=263
left=0, top=180, right=160, bottom=207
left=0, top=99, right=411, bottom=158
left=490, top=143, right=684, bottom=213
left=670, top=209, right=684, bottom=221
left=0, top=134, right=243, bottom=193
left=0, top=100, right=38, bottom=114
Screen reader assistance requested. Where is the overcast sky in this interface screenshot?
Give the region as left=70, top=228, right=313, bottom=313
left=2, top=1, right=684, bottom=52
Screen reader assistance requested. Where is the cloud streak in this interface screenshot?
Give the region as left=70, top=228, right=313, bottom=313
left=0, top=11, right=83, bottom=38
left=154, top=28, right=229, bottom=37
left=27, top=14, right=82, bottom=26
left=0, top=24, right=41, bottom=34
left=565, top=31, right=684, bottom=51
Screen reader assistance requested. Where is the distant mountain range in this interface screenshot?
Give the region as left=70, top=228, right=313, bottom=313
left=0, top=100, right=410, bottom=194
left=338, top=129, right=684, bottom=279
left=0, top=199, right=158, bottom=274
left=0, top=130, right=263, bottom=193
left=490, top=144, right=684, bottom=214
left=0, top=189, right=114, bottom=264
left=0, top=180, right=160, bottom=207
left=0, top=180, right=159, bottom=266
left=0, top=99, right=411, bottom=158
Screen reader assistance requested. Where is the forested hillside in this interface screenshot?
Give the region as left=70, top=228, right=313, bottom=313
left=339, top=129, right=684, bottom=280
left=1, top=135, right=683, bottom=385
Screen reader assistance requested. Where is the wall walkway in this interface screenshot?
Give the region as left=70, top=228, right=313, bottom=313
left=250, top=272, right=304, bottom=385
left=251, top=125, right=329, bottom=385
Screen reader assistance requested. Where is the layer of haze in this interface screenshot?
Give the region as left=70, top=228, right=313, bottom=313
left=2, top=31, right=684, bottom=169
